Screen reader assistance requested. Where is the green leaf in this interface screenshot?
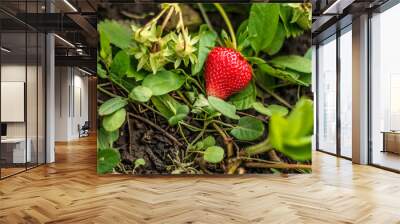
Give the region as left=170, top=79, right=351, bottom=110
left=151, top=95, right=188, bottom=124
left=231, top=116, right=264, bottom=141
left=254, top=68, right=276, bottom=90
left=253, top=102, right=289, bottom=117
left=194, top=136, right=216, bottom=151
left=99, top=29, right=112, bottom=64
left=269, top=55, right=311, bottom=73
left=252, top=102, right=271, bottom=116
left=268, top=104, right=289, bottom=117
left=192, top=25, right=217, bottom=75
left=255, top=59, right=309, bottom=86
left=279, top=6, right=292, bottom=34
left=268, top=98, right=313, bottom=161
left=291, top=8, right=302, bottom=23
left=98, top=148, right=120, bottom=174
left=298, top=72, right=311, bottom=85
left=208, top=96, right=240, bottom=120
left=98, top=97, right=128, bottom=116
left=98, top=128, right=120, bottom=150
left=126, top=61, right=146, bottom=81
left=98, top=20, right=132, bottom=49
left=229, top=82, right=256, bottom=110
left=269, top=115, right=287, bottom=151
left=97, top=128, right=109, bottom=150
left=134, top=158, right=146, bottom=169
left=296, top=14, right=311, bottom=31
left=102, top=108, right=126, bottom=132
left=129, top=86, right=152, bottom=102
left=287, top=98, right=314, bottom=138
left=168, top=105, right=189, bottom=126
left=304, top=48, right=312, bottom=60
left=248, top=4, right=280, bottom=52
left=203, top=146, right=225, bottom=163
left=109, top=72, right=137, bottom=92
left=192, top=94, right=210, bottom=113
left=110, top=50, right=130, bottom=76
left=107, top=130, right=119, bottom=146
left=142, top=70, right=185, bottom=96
left=257, top=62, right=298, bottom=85
left=263, top=22, right=285, bottom=56
left=97, top=63, right=107, bottom=79
left=236, top=20, right=251, bottom=51
left=151, top=95, right=176, bottom=119
left=202, top=136, right=216, bottom=148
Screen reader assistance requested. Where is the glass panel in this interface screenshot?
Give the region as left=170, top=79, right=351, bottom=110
left=318, top=36, right=337, bottom=154
left=1, top=30, right=27, bottom=177
left=27, top=30, right=38, bottom=169
left=339, top=28, right=352, bottom=158
left=38, top=32, right=45, bottom=165
left=371, top=5, right=400, bottom=171
left=0, top=1, right=46, bottom=178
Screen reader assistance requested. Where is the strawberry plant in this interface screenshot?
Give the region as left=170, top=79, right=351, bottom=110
left=97, top=3, right=313, bottom=175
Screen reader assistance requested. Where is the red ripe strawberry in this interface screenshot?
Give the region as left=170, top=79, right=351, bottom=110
left=204, top=47, right=252, bottom=100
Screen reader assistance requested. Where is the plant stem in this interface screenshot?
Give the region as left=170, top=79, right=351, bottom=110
left=213, top=3, right=237, bottom=49
left=186, top=75, right=205, bottom=94
left=262, top=86, right=293, bottom=109
left=238, top=156, right=279, bottom=164
left=160, top=6, right=174, bottom=36
left=191, top=121, right=211, bottom=144
left=178, top=124, right=189, bottom=145
left=198, top=158, right=213, bottom=174
left=177, top=90, right=192, bottom=107
left=197, top=3, right=223, bottom=46
left=227, top=159, right=241, bottom=174
left=268, top=150, right=282, bottom=162
left=97, top=86, right=119, bottom=98
left=128, top=112, right=183, bottom=146
left=297, top=85, right=301, bottom=100
left=139, top=102, right=164, bottom=118
left=244, top=162, right=311, bottom=170
left=141, top=6, right=169, bottom=31
left=180, top=122, right=203, bottom=132
left=127, top=113, right=134, bottom=155
left=98, top=82, right=111, bottom=87
left=244, top=138, right=273, bottom=156
left=212, top=120, right=234, bottom=128
left=237, top=112, right=266, bottom=122
left=212, top=122, right=233, bottom=158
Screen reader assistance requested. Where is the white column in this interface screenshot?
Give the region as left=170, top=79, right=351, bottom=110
left=352, top=14, right=369, bottom=164
left=46, top=32, right=55, bottom=163
left=45, top=0, right=56, bottom=163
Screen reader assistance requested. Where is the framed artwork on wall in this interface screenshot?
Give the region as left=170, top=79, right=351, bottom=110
left=97, top=2, right=313, bottom=175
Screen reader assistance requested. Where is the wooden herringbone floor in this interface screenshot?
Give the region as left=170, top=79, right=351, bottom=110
left=1, top=136, right=400, bottom=224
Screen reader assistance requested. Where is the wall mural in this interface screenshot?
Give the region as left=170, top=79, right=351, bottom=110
left=97, top=3, right=313, bottom=175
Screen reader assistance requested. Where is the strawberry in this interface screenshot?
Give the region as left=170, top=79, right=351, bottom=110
left=204, top=47, right=252, bottom=100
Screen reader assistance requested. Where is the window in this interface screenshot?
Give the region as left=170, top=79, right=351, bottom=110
left=317, top=36, right=337, bottom=154
left=370, top=3, right=400, bottom=171
left=339, top=27, right=352, bottom=158
left=0, top=1, right=47, bottom=179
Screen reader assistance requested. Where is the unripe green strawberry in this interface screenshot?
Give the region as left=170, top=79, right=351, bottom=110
left=204, top=47, right=252, bottom=100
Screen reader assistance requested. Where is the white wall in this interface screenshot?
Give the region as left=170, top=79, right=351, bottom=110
left=1, top=65, right=38, bottom=138
left=54, top=67, right=89, bottom=141
left=55, top=66, right=69, bottom=141
left=1, top=63, right=46, bottom=164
